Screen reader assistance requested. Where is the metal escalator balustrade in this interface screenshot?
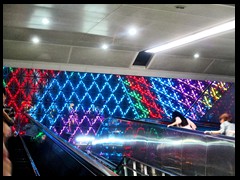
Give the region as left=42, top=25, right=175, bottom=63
left=25, top=114, right=118, bottom=176
left=87, top=117, right=235, bottom=176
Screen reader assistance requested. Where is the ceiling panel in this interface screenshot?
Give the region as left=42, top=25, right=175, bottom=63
left=3, top=40, right=71, bottom=63
left=129, top=4, right=234, bottom=19
left=3, top=4, right=235, bottom=82
left=148, top=32, right=235, bottom=61
left=70, top=47, right=137, bottom=67
left=149, top=54, right=214, bottom=73
left=204, top=60, right=235, bottom=76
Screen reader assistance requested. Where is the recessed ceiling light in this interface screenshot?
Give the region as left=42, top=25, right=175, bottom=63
left=128, top=27, right=137, bottom=36
left=102, top=44, right=109, bottom=50
left=42, top=18, right=49, bottom=25
left=32, top=37, right=40, bottom=44
left=145, top=20, right=235, bottom=53
left=194, top=53, right=200, bottom=59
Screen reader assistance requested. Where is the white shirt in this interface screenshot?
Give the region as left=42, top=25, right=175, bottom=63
left=220, top=121, right=235, bottom=137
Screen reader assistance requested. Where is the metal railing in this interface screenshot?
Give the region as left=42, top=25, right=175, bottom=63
left=19, top=135, right=40, bottom=176
left=25, top=114, right=118, bottom=176
left=116, top=156, right=178, bottom=176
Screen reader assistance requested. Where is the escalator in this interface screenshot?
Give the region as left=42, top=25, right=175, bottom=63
left=10, top=114, right=118, bottom=176
left=8, top=114, right=234, bottom=176
left=86, top=117, right=235, bottom=176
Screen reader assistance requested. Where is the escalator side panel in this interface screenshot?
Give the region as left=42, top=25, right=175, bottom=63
left=22, top=135, right=96, bottom=176
left=88, top=117, right=235, bottom=176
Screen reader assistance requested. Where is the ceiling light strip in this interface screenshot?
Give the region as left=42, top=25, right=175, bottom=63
left=145, top=20, right=235, bottom=53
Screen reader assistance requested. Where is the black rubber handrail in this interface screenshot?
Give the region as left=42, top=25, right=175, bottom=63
left=104, top=117, right=235, bottom=142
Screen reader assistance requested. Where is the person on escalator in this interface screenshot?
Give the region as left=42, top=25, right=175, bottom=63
left=3, top=87, right=12, bottom=176
left=3, top=88, right=19, bottom=137
left=3, top=89, right=15, bottom=127
left=204, top=113, right=235, bottom=137
left=3, top=120, right=12, bottom=176
left=22, top=121, right=39, bottom=138
left=167, top=111, right=197, bottom=130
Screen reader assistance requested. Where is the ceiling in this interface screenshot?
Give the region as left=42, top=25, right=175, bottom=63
left=3, top=4, right=235, bottom=82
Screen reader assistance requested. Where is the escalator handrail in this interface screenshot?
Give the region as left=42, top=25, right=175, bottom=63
left=19, top=135, right=40, bottom=176
left=103, top=117, right=235, bottom=142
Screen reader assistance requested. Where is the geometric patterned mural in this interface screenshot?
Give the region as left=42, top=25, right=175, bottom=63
left=3, top=66, right=234, bottom=143
left=200, top=83, right=235, bottom=123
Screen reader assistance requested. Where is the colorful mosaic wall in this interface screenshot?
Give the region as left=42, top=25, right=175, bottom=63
left=3, top=67, right=234, bottom=142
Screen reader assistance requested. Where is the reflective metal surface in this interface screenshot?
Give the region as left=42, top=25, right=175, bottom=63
left=87, top=117, right=235, bottom=176
left=25, top=115, right=118, bottom=176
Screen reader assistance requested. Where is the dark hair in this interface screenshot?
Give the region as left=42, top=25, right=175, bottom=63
left=3, top=86, right=6, bottom=95
left=172, top=111, right=188, bottom=126
left=219, top=113, right=232, bottom=122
